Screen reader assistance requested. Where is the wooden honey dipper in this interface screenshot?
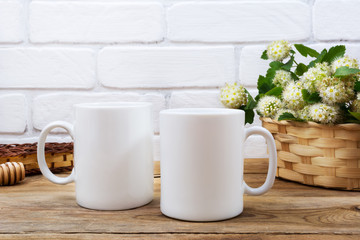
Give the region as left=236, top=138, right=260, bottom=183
left=0, top=162, right=25, bottom=186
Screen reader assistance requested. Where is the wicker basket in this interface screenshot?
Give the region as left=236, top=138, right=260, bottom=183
left=261, top=117, right=360, bottom=190
left=0, top=143, right=73, bottom=175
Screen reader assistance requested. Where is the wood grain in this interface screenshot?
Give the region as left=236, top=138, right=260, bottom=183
left=0, top=165, right=359, bottom=239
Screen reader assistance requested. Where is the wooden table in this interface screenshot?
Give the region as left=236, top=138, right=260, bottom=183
left=1, top=159, right=360, bottom=239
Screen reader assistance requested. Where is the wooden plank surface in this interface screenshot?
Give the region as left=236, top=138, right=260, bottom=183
left=0, top=159, right=359, bottom=239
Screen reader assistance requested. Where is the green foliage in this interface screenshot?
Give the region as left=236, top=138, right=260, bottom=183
left=322, top=45, right=346, bottom=64
left=278, top=112, right=305, bottom=122
left=295, top=63, right=308, bottom=76
left=349, top=111, right=360, bottom=123
left=301, top=89, right=321, bottom=104
left=243, top=108, right=255, bottom=124
left=333, top=66, right=360, bottom=78
left=308, top=49, right=327, bottom=68
left=244, top=89, right=257, bottom=110
left=294, top=44, right=319, bottom=58
left=355, top=82, right=360, bottom=92
left=281, top=56, right=294, bottom=71
left=265, top=86, right=283, bottom=97
left=261, top=50, right=268, bottom=60
left=257, top=75, right=274, bottom=95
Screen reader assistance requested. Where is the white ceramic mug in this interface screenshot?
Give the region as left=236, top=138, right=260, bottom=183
left=37, top=102, right=154, bottom=210
left=160, top=108, right=277, bottom=221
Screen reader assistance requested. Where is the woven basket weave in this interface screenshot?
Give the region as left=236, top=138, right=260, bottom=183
left=0, top=143, right=73, bottom=175
left=261, top=117, right=360, bottom=190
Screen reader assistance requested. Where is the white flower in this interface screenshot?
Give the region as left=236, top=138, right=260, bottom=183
left=267, top=40, right=292, bottom=61
left=256, top=96, right=283, bottom=118
left=300, top=62, right=331, bottom=93
left=309, top=103, right=339, bottom=124
left=274, top=108, right=297, bottom=121
left=273, top=70, right=292, bottom=87
left=351, top=93, right=360, bottom=113
left=298, top=105, right=312, bottom=121
left=282, top=81, right=306, bottom=110
left=331, top=55, right=359, bottom=73
left=220, top=82, right=247, bottom=109
left=318, top=77, right=355, bottom=105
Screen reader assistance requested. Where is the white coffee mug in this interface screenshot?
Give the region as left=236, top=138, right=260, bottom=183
left=160, top=108, right=277, bottom=221
left=37, top=102, right=154, bottom=210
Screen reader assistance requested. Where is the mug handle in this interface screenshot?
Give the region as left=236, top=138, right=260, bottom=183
left=37, top=121, right=75, bottom=185
left=243, top=126, right=277, bottom=196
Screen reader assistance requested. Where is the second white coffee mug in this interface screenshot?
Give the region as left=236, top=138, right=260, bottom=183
left=160, top=108, right=277, bottom=221
left=37, top=102, right=154, bottom=210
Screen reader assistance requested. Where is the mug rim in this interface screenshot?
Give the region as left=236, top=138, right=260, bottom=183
left=160, top=108, right=244, bottom=116
left=75, top=102, right=152, bottom=109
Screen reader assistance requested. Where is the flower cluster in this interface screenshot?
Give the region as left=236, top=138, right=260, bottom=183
left=273, top=70, right=292, bottom=88
left=256, top=96, right=283, bottom=118
left=255, top=41, right=360, bottom=124
left=220, top=82, right=247, bottom=109
left=309, top=104, right=339, bottom=124
left=267, top=40, right=292, bottom=61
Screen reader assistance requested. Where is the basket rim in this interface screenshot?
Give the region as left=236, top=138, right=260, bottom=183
left=260, top=117, right=360, bottom=130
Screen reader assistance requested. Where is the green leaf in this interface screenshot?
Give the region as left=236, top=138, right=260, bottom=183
left=278, top=112, right=305, bottom=122
left=322, top=45, right=346, bottom=64
left=261, top=50, right=268, bottom=60
left=355, top=81, right=360, bottom=92
left=244, top=109, right=255, bottom=125
left=257, top=75, right=274, bottom=95
left=265, top=67, right=277, bottom=80
left=349, top=111, right=360, bottom=121
left=302, top=89, right=321, bottom=104
left=281, top=56, right=294, bottom=71
left=295, top=63, right=308, bottom=76
left=308, top=49, right=327, bottom=68
left=244, top=89, right=256, bottom=110
left=294, top=44, right=319, bottom=58
left=269, top=61, right=283, bottom=69
left=278, top=112, right=296, bottom=121
left=265, top=86, right=283, bottom=97
left=290, top=72, right=299, bottom=80
left=333, top=66, right=360, bottom=78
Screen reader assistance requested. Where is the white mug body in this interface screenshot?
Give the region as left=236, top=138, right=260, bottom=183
left=37, top=102, right=154, bottom=210
left=160, top=108, right=245, bottom=221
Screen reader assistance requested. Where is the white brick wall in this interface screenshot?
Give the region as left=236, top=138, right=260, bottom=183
left=0, top=0, right=358, bottom=160
left=0, top=48, right=95, bottom=89
left=98, top=47, right=235, bottom=88
left=30, top=2, right=165, bottom=43
left=314, top=0, right=360, bottom=41
left=0, top=1, right=23, bottom=43
left=168, top=1, right=311, bottom=42
left=0, top=94, right=26, bottom=133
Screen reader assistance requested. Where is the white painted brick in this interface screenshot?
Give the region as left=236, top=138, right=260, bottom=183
left=169, top=90, right=223, bottom=109
left=314, top=0, right=360, bottom=41
left=0, top=94, right=26, bottom=133
left=0, top=2, right=23, bottom=43
left=0, top=48, right=95, bottom=89
left=99, top=47, right=235, bottom=88
left=239, top=45, right=269, bottom=87
left=168, top=1, right=311, bottom=42
left=32, top=93, right=166, bottom=133
left=30, top=2, right=165, bottom=43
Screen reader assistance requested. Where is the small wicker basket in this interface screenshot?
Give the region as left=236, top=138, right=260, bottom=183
left=0, top=143, right=73, bottom=175
left=261, top=117, right=360, bottom=190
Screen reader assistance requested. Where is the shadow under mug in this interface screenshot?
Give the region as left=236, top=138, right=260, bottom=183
left=160, top=108, right=277, bottom=221
left=37, top=102, right=154, bottom=210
